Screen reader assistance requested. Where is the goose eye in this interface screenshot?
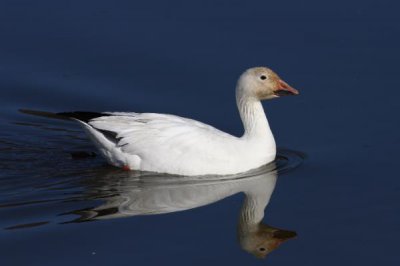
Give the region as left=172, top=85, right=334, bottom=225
left=260, top=75, right=267, bottom=80
left=259, top=247, right=266, bottom=252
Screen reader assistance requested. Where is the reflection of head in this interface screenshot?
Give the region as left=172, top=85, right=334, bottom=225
left=235, top=167, right=297, bottom=259
left=239, top=224, right=296, bottom=259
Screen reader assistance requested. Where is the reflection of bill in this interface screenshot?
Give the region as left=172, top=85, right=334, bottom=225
left=69, top=162, right=296, bottom=259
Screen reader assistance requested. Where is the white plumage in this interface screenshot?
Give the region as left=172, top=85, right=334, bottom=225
left=80, top=110, right=275, bottom=175
left=22, top=67, right=299, bottom=176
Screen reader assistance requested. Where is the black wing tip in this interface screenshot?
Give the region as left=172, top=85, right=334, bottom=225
left=56, top=111, right=105, bottom=122
left=19, top=109, right=110, bottom=122
left=56, top=111, right=110, bottom=122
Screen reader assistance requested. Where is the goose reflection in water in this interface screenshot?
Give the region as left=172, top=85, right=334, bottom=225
left=68, top=159, right=297, bottom=259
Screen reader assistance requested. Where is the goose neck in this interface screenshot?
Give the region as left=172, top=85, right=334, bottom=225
left=236, top=95, right=271, bottom=139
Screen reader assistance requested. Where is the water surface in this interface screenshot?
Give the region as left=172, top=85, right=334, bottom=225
left=1, top=0, right=400, bottom=265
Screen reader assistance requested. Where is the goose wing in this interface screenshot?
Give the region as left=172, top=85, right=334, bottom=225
left=87, top=112, right=238, bottom=159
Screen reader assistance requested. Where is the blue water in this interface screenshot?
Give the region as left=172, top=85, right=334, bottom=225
left=1, top=0, right=400, bottom=265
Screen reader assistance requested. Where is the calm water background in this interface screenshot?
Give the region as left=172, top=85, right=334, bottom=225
left=1, top=0, right=400, bottom=265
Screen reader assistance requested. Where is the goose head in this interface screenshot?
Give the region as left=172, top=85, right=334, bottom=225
left=239, top=223, right=297, bottom=259
left=237, top=67, right=299, bottom=100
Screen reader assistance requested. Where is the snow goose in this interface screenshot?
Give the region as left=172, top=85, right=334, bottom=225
left=21, top=67, right=299, bottom=175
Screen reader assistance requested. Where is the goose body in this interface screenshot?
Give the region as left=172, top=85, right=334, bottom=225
left=77, top=105, right=275, bottom=176
left=22, top=67, right=298, bottom=175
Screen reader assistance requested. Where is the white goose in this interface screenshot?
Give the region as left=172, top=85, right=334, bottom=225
left=21, top=67, right=298, bottom=176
